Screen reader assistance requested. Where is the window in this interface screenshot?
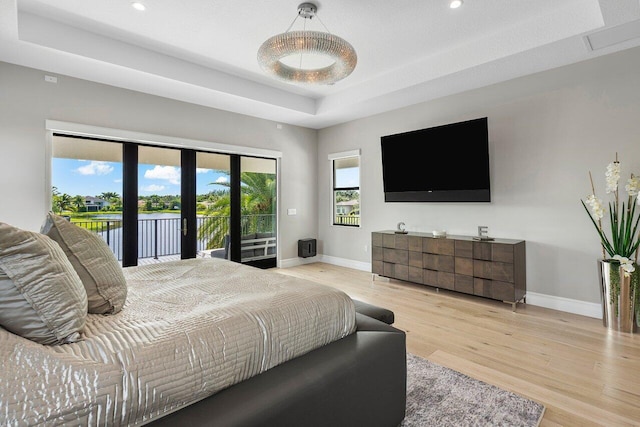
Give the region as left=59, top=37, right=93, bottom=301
left=329, top=150, right=360, bottom=227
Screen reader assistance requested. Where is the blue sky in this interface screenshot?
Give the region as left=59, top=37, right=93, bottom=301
left=52, top=158, right=230, bottom=197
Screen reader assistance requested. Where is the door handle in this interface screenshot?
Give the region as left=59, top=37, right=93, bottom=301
left=183, top=218, right=187, bottom=236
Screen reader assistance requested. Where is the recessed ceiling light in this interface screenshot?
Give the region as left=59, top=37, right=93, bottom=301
left=450, top=0, right=463, bottom=9
left=131, top=2, right=146, bottom=11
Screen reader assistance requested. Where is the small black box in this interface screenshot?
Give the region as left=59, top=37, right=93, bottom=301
left=298, top=238, right=317, bottom=258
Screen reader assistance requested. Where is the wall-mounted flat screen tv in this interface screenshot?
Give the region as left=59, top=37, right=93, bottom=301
left=381, top=117, right=490, bottom=202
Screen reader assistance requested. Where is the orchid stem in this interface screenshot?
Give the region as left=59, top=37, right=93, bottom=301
left=589, top=171, right=606, bottom=258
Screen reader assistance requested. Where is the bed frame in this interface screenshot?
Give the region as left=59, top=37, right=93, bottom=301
left=147, top=313, right=407, bottom=427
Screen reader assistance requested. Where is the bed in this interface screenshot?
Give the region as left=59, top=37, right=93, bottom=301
left=0, top=257, right=407, bottom=426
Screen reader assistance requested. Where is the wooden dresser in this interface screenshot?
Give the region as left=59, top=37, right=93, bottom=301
left=371, top=231, right=526, bottom=310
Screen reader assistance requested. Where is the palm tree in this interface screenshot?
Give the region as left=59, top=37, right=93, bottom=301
left=53, top=193, right=73, bottom=214
left=197, top=172, right=276, bottom=250
left=99, top=192, right=121, bottom=211
left=99, top=191, right=119, bottom=201
left=72, top=195, right=86, bottom=212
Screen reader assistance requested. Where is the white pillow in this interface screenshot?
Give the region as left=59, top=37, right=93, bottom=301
left=0, top=221, right=87, bottom=345
left=41, top=212, right=127, bottom=314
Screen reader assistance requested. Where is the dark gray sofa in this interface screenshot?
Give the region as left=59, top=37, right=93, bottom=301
left=148, top=312, right=407, bottom=427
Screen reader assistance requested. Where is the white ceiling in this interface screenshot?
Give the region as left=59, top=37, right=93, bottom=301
left=2, top=0, right=640, bottom=129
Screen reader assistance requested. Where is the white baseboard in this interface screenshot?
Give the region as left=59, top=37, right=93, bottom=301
left=283, top=254, right=603, bottom=320
left=279, top=255, right=372, bottom=271
left=317, top=255, right=371, bottom=272
left=278, top=256, right=321, bottom=269
left=525, top=292, right=602, bottom=319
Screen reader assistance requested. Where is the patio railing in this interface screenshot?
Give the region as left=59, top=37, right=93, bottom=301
left=334, top=214, right=360, bottom=226
left=73, top=214, right=275, bottom=261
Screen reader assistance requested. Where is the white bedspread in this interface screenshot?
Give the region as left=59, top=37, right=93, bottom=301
left=0, top=258, right=356, bottom=426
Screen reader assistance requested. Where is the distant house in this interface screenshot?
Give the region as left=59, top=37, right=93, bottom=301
left=335, top=200, right=359, bottom=215
left=84, top=196, right=110, bottom=212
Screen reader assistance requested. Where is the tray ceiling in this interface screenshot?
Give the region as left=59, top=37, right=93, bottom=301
left=1, top=0, right=640, bottom=129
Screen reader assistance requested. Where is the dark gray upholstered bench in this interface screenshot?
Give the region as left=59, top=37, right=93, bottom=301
left=352, top=299, right=395, bottom=325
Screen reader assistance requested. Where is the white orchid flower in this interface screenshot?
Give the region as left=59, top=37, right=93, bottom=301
left=605, top=161, right=620, bottom=194
left=613, top=254, right=635, bottom=277
left=626, top=175, right=640, bottom=197
left=585, top=194, right=604, bottom=220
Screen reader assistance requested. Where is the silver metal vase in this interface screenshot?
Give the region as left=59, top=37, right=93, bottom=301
left=598, top=259, right=637, bottom=333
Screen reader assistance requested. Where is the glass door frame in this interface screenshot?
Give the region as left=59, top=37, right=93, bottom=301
left=46, top=120, right=282, bottom=268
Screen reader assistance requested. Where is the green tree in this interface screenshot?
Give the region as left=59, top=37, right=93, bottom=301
left=99, top=191, right=119, bottom=201
left=197, top=172, right=276, bottom=250
left=97, top=192, right=122, bottom=211
left=72, top=195, right=86, bottom=212
left=53, top=192, right=73, bottom=214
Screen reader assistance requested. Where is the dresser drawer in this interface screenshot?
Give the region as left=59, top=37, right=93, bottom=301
left=384, top=262, right=408, bottom=281
left=491, top=262, right=514, bottom=283
left=437, top=271, right=455, bottom=290
left=474, top=278, right=515, bottom=302
left=455, top=257, right=473, bottom=276
left=424, top=238, right=455, bottom=255
left=384, top=248, right=408, bottom=264
left=423, top=269, right=438, bottom=287
left=492, top=244, right=514, bottom=263
left=408, top=251, right=423, bottom=268
left=372, top=260, right=384, bottom=275
left=455, top=274, right=474, bottom=294
left=383, top=233, right=408, bottom=249
left=454, top=240, right=473, bottom=258
left=372, top=245, right=383, bottom=261
left=423, top=254, right=454, bottom=272
left=409, top=266, right=423, bottom=283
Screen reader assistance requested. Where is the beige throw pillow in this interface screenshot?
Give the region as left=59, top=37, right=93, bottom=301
left=41, top=212, right=127, bottom=314
left=0, top=222, right=87, bottom=345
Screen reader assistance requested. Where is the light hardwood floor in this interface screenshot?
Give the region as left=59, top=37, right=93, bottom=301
left=274, top=262, right=640, bottom=427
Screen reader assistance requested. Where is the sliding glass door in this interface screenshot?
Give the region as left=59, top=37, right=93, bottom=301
left=239, top=156, right=277, bottom=268
left=135, top=145, right=183, bottom=261
left=51, top=136, right=125, bottom=258
left=195, top=151, right=231, bottom=259
left=51, top=135, right=277, bottom=268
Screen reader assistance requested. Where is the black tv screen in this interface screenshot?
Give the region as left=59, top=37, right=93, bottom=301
left=381, top=117, right=490, bottom=202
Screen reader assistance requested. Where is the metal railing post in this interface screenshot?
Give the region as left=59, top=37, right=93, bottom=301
left=154, top=219, right=159, bottom=259
left=106, top=221, right=110, bottom=246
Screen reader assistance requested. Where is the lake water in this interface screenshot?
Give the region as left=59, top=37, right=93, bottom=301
left=92, top=212, right=182, bottom=220
left=90, top=213, right=220, bottom=260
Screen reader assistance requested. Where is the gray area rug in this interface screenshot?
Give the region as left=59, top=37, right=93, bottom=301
left=402, top=353, right=545, bottom=427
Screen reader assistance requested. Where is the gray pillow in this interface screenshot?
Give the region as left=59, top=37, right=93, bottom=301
left=0, top=222, right=87, bottom=345
left=41, top=212, right=127, bottom=314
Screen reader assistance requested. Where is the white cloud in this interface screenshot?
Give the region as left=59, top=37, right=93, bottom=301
left=144, top=165, right=180, bottom=185
left=196, top=168, right=209, bottom=174
left=76, top=161, right=114, bottom=176
left=215, top=176, right=229, bottom=184
left=141, top=184, right=165, bottom=192
left=114, top=179, right=123, bottom=183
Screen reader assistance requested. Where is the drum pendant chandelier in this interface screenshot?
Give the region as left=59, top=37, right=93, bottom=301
left=257, top=3, right=357, bottom=85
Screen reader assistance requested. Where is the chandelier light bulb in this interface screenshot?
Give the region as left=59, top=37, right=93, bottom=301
left=131, top=2, right=146, bottom=11
left=450, top=0, right=463, bottom=9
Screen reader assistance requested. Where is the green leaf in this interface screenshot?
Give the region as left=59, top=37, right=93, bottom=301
left=582, top=200, right=614, bottom=257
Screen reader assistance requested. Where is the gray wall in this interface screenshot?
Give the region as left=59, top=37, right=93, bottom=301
left=3, top=43, right=640, bottom=307
left=318, top=46, right=640, bottom=305
left=0, top=61, right=318, bottom=261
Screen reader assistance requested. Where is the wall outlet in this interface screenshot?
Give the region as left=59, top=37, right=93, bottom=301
left=364, top=245, right=368, bottom=252
left=44, top=75, right=58, bottom=83
left=287, top=208, right=297, bottom=215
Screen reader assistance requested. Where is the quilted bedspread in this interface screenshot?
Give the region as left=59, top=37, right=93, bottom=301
left=0, top=258, right=356, bottom=426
